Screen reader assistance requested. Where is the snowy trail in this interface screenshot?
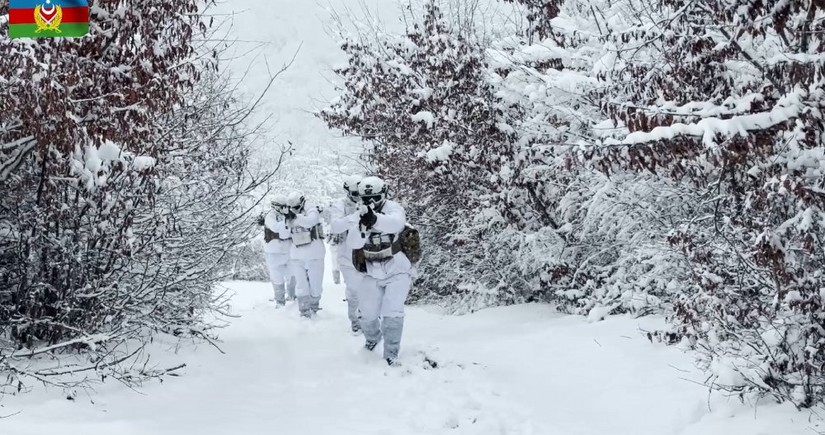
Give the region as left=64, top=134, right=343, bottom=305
left=0, top=1, right=818, bottom=433
left=2, top=253, right=812, bottom=435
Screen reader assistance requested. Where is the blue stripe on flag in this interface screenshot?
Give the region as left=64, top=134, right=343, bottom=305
left=9, top=0, right=87, bottom=9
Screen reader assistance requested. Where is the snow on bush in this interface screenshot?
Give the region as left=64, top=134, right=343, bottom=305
left=320, top=2, right=524, bottom=308
left=320, top=0, right=688, bottom=314
left=322, top=0, right=825, bottom=409
left=576, top=0, right=825, bottom=409
left=0, top=0, right=276, bottom=392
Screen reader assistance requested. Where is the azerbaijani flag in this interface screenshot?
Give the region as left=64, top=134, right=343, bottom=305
left=9, top=0, right=89, bottom=39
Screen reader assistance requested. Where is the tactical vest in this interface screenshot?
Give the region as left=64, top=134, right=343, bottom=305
left=352, top=225, right=422, bottom=272
left=291, top=224, right=323, bottom=247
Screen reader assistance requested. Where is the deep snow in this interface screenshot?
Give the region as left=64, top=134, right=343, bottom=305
left=0, top=253, right=818, bottom=435
left=1, top=2, right=820, bottom=434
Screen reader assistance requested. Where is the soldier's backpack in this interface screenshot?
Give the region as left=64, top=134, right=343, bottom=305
left=398, top=224, right=421, bottom=264
left=352, top=248, right=367, bottom=273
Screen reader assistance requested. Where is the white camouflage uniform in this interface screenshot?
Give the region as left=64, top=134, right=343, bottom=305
left=263, top=210, right=296, bottom=304
left=347, top=199, right=413, bottom=361
left=329, top=196, right=365, bottom=331
left=287, top=204, right=326, bottom=317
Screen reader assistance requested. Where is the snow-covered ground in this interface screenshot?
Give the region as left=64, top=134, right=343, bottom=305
left=1, top=3, right=820, bottom=434
left=1, top=252, right=817, bottom=435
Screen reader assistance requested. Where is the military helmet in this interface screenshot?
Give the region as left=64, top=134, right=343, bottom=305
left=358, top=176, right=388, bottom=208
left=286, top=191, right=306, bottom=212
left=343, top=175, right=363, bottom=203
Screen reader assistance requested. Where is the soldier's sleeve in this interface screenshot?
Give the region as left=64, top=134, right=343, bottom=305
left=263, top=212, right=275, bottom=231
left=347, top=227, right=366, bottom=249
left=373, top=202, right=406, bottom=234
left=291, top=207, right=320, bottom=228
left=275, top=220, right=291, bottom=239
left=330, top=202, right=360, bottom=234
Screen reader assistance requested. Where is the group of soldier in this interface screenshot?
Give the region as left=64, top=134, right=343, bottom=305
left=259, top=176, right=416, bottom=366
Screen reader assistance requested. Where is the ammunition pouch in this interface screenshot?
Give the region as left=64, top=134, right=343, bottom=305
left=352, top=227, right=420, bottom=271
left=292, top=225, right=323, bottom=247
left=352, top=241, right=400, bottom=274
left=363, top=240, right=402, bottom=262
left=399, top=225, right=422, bottom=263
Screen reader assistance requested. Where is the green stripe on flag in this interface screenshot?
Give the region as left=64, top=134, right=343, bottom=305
left=9, top=23, right=89, bottom=38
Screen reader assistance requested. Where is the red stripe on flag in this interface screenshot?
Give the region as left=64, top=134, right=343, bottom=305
left=9, top=7, right=88, bottom=25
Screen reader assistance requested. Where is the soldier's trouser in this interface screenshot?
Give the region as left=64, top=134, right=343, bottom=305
left=290, top=259, right=324, bottom=316
left=265, top=253, right=290, bottom=304
left=340, top=264, right=363, bottom=326
left=359, top=272, right=411, bottom=360
left=286, top=274, right=296, bottom=300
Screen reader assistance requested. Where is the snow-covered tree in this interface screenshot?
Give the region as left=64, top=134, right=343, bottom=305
left=473, top=0, right=695, bottom=315
left=325, top=0, right=825, bottom=408
left=493, top=0, right=825, bottom=408
left=0, top=0, right=277, bottom=391
left=492, top=0, right=825, bottom=407
left=322, top=0, right=692, bottom=313
left=576, top=0, right=825, bottom=408
left=321, top=1, right=528, bottom=304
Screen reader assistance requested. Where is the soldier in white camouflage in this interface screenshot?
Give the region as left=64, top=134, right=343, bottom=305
left=346, top=177, right=414, bottom=365
left=261, top=194, right=296, bottom=306
left=329, top=175, right=366, bottom=333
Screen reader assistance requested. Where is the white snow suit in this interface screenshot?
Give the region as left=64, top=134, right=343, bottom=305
left=329, top=197, right=365, bottom=331
left=347, top=200, right=413, bottom=361
left=263, top=211, right=296, bottom=304
left=322, top=205, right=343, bottom=284
left=329, top=243, right=342, bottom=284
left=287, top=205, right=326, bottom=317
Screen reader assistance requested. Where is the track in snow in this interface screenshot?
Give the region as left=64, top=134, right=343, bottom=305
left=1, top=258, right=534, bottom=435
left=3, top=250, right=812, bottom=435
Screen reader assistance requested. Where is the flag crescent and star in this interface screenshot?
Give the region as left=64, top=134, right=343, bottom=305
left=8, top=0, right=89, bottom=38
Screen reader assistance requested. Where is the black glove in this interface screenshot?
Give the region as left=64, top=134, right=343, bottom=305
left=359, top=207, right=377, bottom=229
left=286, top=211, right=296, bottom=220
left=256, top=214, right=265, bottom=226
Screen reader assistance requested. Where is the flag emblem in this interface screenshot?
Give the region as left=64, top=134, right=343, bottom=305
left=34, top=3, right=63, bottom=33
left=9, top=0, right=89, bottom=39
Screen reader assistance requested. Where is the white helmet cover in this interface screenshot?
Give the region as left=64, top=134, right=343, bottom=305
left=358, top=176, right=387, bottom=207
left=343, top=175, right=362, bottom=192
left=343, top=175, right=363, bottom=202
left=270, top=193, right=288, bottom=208
left=286, top=191, right=306, bottom=210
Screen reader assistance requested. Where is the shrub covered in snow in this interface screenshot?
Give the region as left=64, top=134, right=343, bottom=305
left=321, top=2, right=527, bottom=308
left=586, top=0, right=825, bottom=409
left=480, top=0, right=702, bottom=316
left=322, top=0, right=825, bottom=409
left=0, top=0, right=274, bottom=390
left=323, top=0, right=689, bottom=314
